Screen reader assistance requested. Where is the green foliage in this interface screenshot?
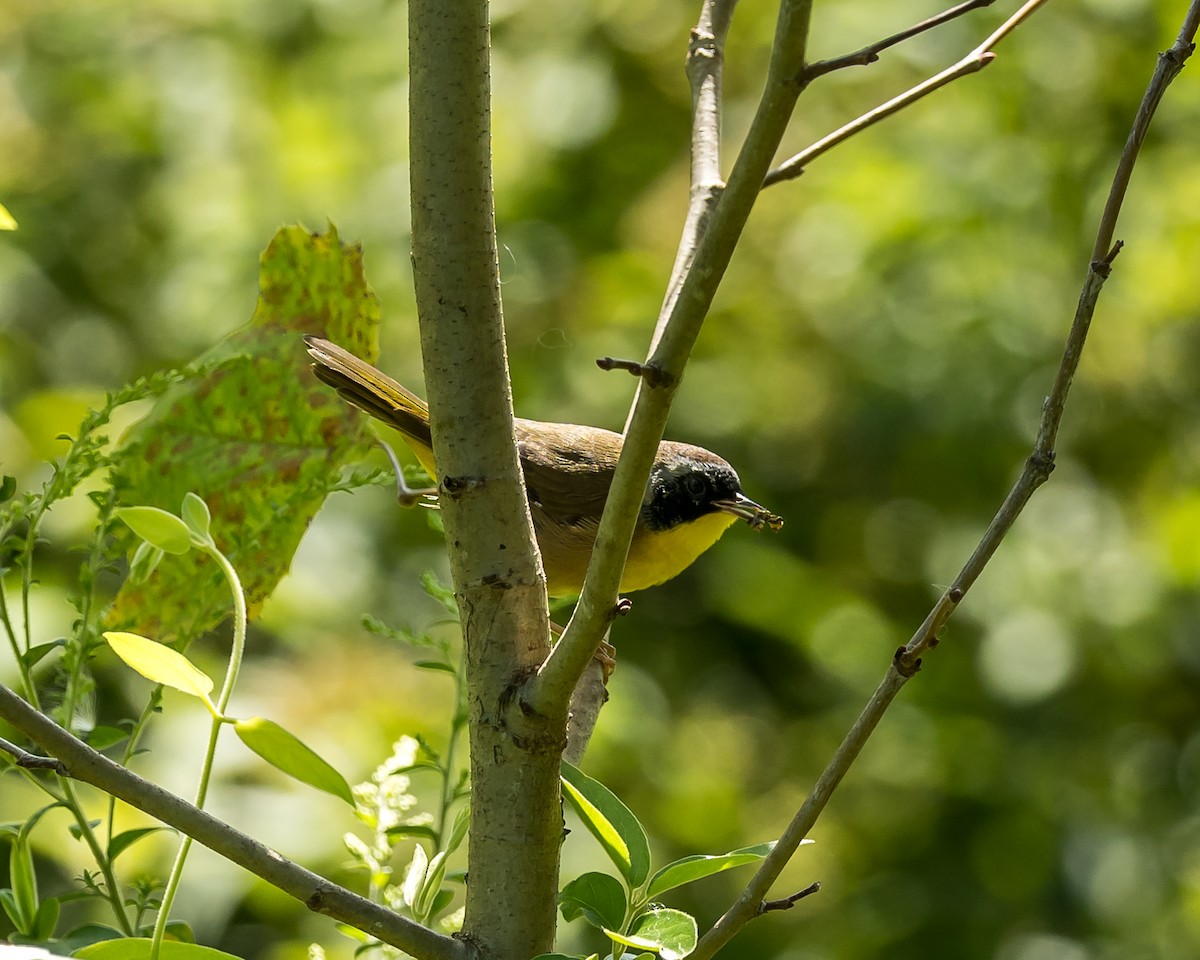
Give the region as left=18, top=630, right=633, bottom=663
left=0, top=288, right=377, bottom=953
left=106, top=226, right=380, bottom=645
left=340, top=599, right=471, bottom=953
left=561, top=762, right=651, bottom=889
left=559, top=762, right=774, bottom=959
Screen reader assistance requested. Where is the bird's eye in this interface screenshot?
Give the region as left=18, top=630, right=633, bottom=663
left=683, top=473, right=707, bottom=498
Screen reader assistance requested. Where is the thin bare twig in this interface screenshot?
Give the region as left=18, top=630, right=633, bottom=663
left=661, top=0, right=740, bottom=329
left=759, top=882, right=821, bottom=914
left=0, top=735, right=67, bottom=773
left=806, top=0, right=998, bottom=78
left=0, top=683, right=470, bottom=960
left=692, top=6, right=1199, bottom=957
left=595, top=355, right=671, bottom=386
left=765, top=0, right=1049, bottom=187
left=524, top=0, right=817, bottom=717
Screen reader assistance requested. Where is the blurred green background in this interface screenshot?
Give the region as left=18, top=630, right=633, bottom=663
left=3, top=0, right=1200, bottom=958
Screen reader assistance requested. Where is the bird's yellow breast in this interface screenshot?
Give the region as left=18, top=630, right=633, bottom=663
left=621, top=510, right=739, bottom=594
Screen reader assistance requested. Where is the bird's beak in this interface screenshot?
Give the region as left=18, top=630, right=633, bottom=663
left=713, top=493, right=783, bottom=531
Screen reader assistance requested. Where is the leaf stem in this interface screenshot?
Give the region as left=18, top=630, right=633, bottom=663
left=149, top=541, right=248, bottom=959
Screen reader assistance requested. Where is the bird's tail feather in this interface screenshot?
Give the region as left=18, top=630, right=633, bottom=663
left=304, top=336, right=435, bottom=472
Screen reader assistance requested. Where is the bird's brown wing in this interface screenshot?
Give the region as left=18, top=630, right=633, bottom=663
left=516, top=421, right=627, bottom=596
left=516, top=421, right=622, bottom=525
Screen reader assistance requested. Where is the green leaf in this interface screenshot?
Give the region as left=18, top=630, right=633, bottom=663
left=414, top=850, right=448, bottom=921
left=180, top=493, right=212, bottom=544
left=558, top=872, right=626, bottom=932
left=8, top=817, right=43, bottom=931
left=0, top=203, right=17, bottom=230
left=626, top=907, right=698, bottom=960
left=560, top=761, right=651, bottom=888
left=529, top=955, right=596, bottom=960
left=0, top=475, right=15, bottom=502
left=605, top=931, right=660, bottom=952
left=127, top=542, right=164, bottom=584
left=57, top=922, right=124, bottom=952
left=414, top=660, right=456, bottom=674
left=233, top=718, right=353, bottom=804
left=446, top=803, right=470, bottom=855
left=31, top=894, right=60, bottom=940
left=103, top=633, right=214, bottom=703
left=67, top=820, right=102, bottom=841
left=106, top=225, right=380, bottom=646
left=85, top=726, right=130, bottom=751
left=75, top=937, right=248, bottom=959
left=0, top=889, right=24, bottom=931
left=163, top=920, right=195, bottom=943
left=644, top=842, right=777, bottom=899
left=420, top=570, right=458, bottom=615
left=426, top=888, right=455, bottom=922
left=115, top=507, right=192, bottom=555
left=20, top=640, right=64, bottom=670
left=107, top=828, right=169, bottom=862
left=383, top=823, right=438, bottom=844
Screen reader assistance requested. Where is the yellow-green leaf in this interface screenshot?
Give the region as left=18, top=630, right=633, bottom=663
left=234, top=717, right=353, bottom=804
left=75, top=937, right=246, bottom=959
left=116, top=507, right=192, bottom=555
left=103, top=632, right=214, bottom=702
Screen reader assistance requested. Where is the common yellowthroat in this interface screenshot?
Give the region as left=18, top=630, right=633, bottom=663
left=304, top=336, right=781, bottom=597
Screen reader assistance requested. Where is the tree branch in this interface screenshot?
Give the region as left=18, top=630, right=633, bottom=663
left=765, top=0, right=1049, bottom=187
left=659, top=0, right=739, bottom=314
left=525, top=0, right=816, bottom=717
left=0, top=683, right=469, bottom=960
left=805, top=0, right=998, bottom=79
left=691, top=6, right=1199, bottom=957
left=407, top=1, right=565, bottom=956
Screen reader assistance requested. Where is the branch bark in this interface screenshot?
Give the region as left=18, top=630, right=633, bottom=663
left=407, top=1, right=564, bottom=957
left=692, top=7, right=1200, bottom=956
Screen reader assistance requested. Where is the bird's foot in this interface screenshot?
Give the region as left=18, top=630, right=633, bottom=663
left=379, top=440, right=438, bottom=507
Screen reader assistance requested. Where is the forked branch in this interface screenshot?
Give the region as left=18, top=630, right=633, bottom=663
left=806, top=0, right=999, bottom=78
left=693, top=5, right=1200, bottom=957
left=767, top=0, right=1049, bottom=186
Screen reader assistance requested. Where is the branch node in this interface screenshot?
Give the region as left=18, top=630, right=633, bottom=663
left=595, top=357, right=674, bottom=388
left=758, top=881, right=821, bottom=914
left=21, top=753, right=68, bottom=774
left=306, top=886, right=329, bottom=912
left=1094, top=239, right=1124, bottom=276
left=1027, top=450, right=1056, bottom=482
left=688, top=28, right=720, bottom=67
left=947, top=586, right=964, bottom=603
left=614, top=597, right=633, bottom=619
left=0, top=736, right=68, bottom=774
left=894, top=646, right=922, bottom=678
left=440, top=475, right=482, bottom=498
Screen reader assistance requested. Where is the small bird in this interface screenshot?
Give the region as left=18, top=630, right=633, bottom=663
left=304, top=336, right=781, bottom=598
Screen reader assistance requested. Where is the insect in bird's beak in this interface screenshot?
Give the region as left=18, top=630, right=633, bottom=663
left=714, top=493, right=784, bottom=531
